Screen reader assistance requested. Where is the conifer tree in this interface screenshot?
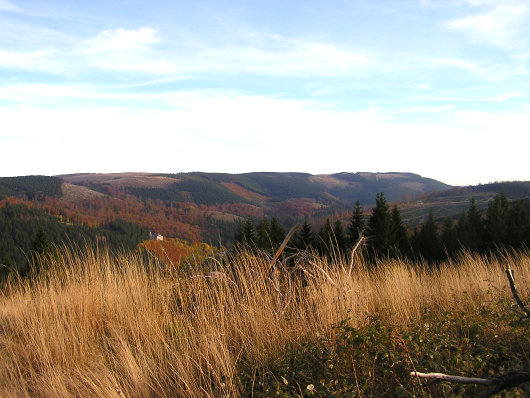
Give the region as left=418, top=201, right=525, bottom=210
left=31, top=226, right=50, bottom=255
left=347, top=201, right=365, bottom=248
left=297, top=220, right=314, bottom=250
left=441, top=217, right=458, bottom=256
left=242, top=219, right=256, bottom=247
left=333, top=219, right=347, bottom=254
left=270, top=217, right=285, bottom=249
left=368, top=193, right=393, bottom=257
left=318, top=218, right=334, bottom=256
left=391, top=205, right=409, bottom=257
left=417, top=208, right=443, bottom=262
left=484, top=192, right=509, bottom=247
left=466, top=198, right=484, bottom=251
left=256, top=218, right=271, bottom=249
left=506, top=201, right=530, bottom=248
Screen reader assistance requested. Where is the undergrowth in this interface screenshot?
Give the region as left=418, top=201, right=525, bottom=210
left=0, top=248, right=528, bottom=397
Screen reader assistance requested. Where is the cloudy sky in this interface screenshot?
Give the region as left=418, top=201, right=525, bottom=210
left=1, top=0, right=529, bottom=185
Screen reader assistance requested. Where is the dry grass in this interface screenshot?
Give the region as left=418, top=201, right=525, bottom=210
left=0, top=247, right=528, bottom=397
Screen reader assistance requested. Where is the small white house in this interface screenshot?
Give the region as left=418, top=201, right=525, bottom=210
left=149, top=231, right=164, bottom=241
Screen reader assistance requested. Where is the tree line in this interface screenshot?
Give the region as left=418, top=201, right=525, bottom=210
left=233, top=192, right=530, bottom=263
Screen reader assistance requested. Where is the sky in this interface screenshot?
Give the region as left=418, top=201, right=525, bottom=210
left=1, top=0, right=529, bottom=186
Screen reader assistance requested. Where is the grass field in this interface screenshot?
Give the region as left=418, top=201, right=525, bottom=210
left=0, top=247, right=529, bottom=397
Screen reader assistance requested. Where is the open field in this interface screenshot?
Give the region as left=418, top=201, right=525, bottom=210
left=0, top=248, right=529, bottom=397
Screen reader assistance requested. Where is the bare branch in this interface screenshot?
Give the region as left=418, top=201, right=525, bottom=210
left=410, top=372, right=492, bottom=385
left=505, top=265, right=530, bottom=320
left=265, top=223, right=300, bottom=274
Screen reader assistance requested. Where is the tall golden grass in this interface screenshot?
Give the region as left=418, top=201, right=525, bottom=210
left=0, top=247, right=528, bottom=397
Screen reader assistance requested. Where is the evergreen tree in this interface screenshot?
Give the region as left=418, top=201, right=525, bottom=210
left=297, top=220, right=314, bottom=250
left=233, top=221, right=245, bottom=245
left=270, top=217, right=286, bottom=248
left=417, top=209, right=443, bottom=262
left=391, top=206, right=409, bottom=257
left=256, top=218, right=271, bottom=249
left=242, top=219, right=257, bottom=247
left=466, top=198, right=484, bottom=251
left=347, top=201, right=365, bottom=248
left=368, top=193, right=393, bottom=257
left=333, top=220, right=347, bottom=254
left=441, top=217, right=459, bottom=256
left=484, top=192, right=510, bottom=248
left=317, top=218, right=334, bottom=256
left=506, top=201, right=530, bottom=248
left=31, top=226, right=50, bottom=255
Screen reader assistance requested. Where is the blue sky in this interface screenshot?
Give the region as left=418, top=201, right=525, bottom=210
left=1, top=0, right=529, bottom=185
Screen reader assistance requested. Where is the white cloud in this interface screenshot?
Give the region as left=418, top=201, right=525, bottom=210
left=1, top=91, right=528, bottom=185
left=84, top=27, right=160, bottom=53
left=0, top=50, right=48, bottom=67
left=0, top=0, right=17, bottom=12
left=446, top=3, right=530, bottom=51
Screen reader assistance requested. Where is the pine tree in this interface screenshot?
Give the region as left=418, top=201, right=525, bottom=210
left=256, top=218, right=271, bottom=249
left=466, top=198, right=484, bottom=252
left=31, top=226, right=50, bottom=255
left=242, top=219, right=256, bottom=247
left=391, top=206, right=409, bottom=257
left=317, top=218, right=334, bottom=256
left=270, top=217, right=285, bottom=249
left=484, top=193, right=509, bottom=248
left=333, top=220, right=347, bottom=254
left=441, top=217, right=458, bottom=256
left=347, top=201, right=365, bottom=248
left=368, top=193, right=393, bottom=257
left=297, top=220, right=314, bottom=250
left=417, top=208, right=443, bottom=262
left=506, top=201, right=530, bottom=248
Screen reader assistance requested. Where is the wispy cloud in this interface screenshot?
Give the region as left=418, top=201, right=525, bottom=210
left=83, top=28, right=160, bottom=53
left=446, top=2, right=530, bottom=52
left=0, top=0, right=17, bottom=12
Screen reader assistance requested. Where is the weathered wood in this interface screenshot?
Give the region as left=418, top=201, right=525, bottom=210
left=506, top=265, right=530, bottom=320
left=410, top=372, right=492, bottom=385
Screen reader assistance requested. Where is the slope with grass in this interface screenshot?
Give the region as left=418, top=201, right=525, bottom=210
left=1, top=247, right=528, bottom=397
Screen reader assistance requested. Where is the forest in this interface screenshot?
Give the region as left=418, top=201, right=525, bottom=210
left=233, top=192, right=530, bottom=263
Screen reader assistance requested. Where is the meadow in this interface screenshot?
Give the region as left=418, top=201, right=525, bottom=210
left=0, top=247, right=528, bottom=397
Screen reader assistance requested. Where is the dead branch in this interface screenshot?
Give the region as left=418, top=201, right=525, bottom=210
left=411, top=371, right=530, bottom=398
left=265, top=223, right=300, bottom=274
left=506, top=265, right=530, bottom=320
left=411, top=267, right=530, bottom=396
left=410, top=371, right=492, bottom=385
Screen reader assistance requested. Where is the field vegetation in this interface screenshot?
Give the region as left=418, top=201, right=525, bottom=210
left=1, top=246, right=528, bottom=397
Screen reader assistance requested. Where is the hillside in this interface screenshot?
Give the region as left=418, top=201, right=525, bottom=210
left=397, top=181, right=530, bottom=227
left=61, top=171, right=450, bottom=208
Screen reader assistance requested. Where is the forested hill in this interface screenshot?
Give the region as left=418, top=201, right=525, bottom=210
left=60, top=171, right=451, bottom=207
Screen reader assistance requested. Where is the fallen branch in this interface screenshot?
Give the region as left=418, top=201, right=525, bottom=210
left=411, top=371, right=530, bottom=398
left=411, top=267, right=530, bottom=397
left=506, top=265, right=530, bottom=320
left=410, top=372, right=491, bottom=385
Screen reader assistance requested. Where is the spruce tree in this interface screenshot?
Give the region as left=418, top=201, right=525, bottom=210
left=347, top=201, right=365, bottom=248
left=417, top=208, right=443, bottom=262
left=242, top=219, right=256, bottom=247
left=484, top=193, right=509, bottom=248
left=297, top=221, right=314, bottom=250
left=368, top=193, right=393, bottom=257
left=31, top=226, right=50, bottom=255
left=391, top=206, right=409, bottom=257
left=270, top=217, right=285, bottom=249
left=506, top=201, right=529, bottom=248
left=317, top=218, right=334, bottom=256
left=466, top=198, right=484, bottom=252
left=333, top=220, right=347, bottom=254
left=441, top=217, right=458, bottom=256
left=256, top=218, right=271, bottom=249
